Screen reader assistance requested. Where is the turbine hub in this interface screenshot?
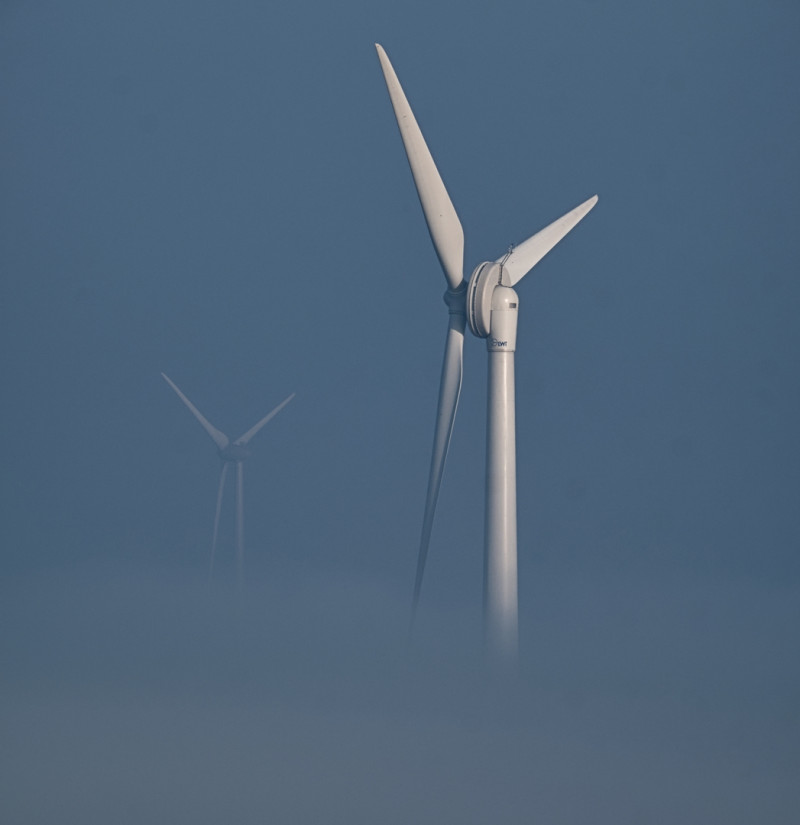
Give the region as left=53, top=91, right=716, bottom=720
left=466, top=261, right=511, bottom=338
left=219, top=443, right=250, bottom=462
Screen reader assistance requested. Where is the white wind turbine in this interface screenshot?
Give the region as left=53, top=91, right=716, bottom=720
left=161, top=372, right=294, bottom=586
left=376, top=44, right=597, bottom=658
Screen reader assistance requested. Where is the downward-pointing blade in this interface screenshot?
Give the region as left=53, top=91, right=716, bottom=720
left=235, top=462, right=244, bottom=590
left=209, top=462, right=228, bottom=580
left=233, top=393, right=295, bottom=447
left=161, top=372, right=229, bottom=451
left=413, top=311, right=466, bottom=612
left=500, top=195, right=598, bottom=286
left=376, top=44, right=464, bottom=291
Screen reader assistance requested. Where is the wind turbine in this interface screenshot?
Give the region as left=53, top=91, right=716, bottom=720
left=376, top=44, right=597, bottom=658
left=161, top=372, right=294, bottom=586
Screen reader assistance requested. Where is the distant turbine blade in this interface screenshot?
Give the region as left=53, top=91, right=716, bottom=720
left=235, top=462, right=244, bottom=591
left=161, top=372, right=229, bottom=451
left=376, top=43, right=465, bottom=291
left=210, top=462, right=229, bottom=580
left=500, top=195, right=598, bottom=286
left=233, top=392, right=295, bottom=447
left=413, top=312, right=466, bottom=613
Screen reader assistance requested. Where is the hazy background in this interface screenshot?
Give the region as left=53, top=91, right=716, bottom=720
left=2, top=0, right=798, bottom=822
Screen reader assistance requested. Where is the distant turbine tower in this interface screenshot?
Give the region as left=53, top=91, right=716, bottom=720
left=376, top=44, right=597, bottom=659
left=161, top=372, right=294, bottom=586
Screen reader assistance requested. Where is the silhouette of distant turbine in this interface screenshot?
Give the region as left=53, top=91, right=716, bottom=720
left=162, top=372, right=294, bottom=586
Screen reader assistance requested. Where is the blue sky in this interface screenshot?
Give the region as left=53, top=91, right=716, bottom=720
left=1, top=1, right=799, bottom=822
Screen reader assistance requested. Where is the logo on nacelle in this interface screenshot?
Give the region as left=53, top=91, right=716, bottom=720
left=491, top=338, right=508, bottom=348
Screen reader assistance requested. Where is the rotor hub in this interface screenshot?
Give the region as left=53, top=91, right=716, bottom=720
left=466, top=261, right=517, bottom=339
left=466, top=262, right=498, bottom=337
left=219, top=443, right=250, bottom=463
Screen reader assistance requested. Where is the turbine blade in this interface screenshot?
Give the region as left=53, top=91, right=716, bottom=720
left=161, top=372, right=229, bottom=451
left=376, top=44, right=464, bottom=291
left=500, top=195, right=598, bottom=286
left=413, top=311, right=466, bottom=613
left=209, top=462, right=229, bottom=581
left=233, top=392, right=295, bottom=447
left=235, top=462, right=244, bottom=590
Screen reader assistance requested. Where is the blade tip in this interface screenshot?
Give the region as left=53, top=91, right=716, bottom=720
left=582, top=194, right=599, bottom=213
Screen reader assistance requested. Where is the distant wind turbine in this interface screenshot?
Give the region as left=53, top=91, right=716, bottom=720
left=161, top=372, right=294, bottom=586
left=376, top=44, right=597, bottom=659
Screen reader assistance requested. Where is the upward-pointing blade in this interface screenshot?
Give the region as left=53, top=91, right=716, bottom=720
left=161, top=372, right=230, bottom=451
left=233, top=392, right=295, bottom=447
left=413, top=310, right=466, bottom=613
left=376, top=44, right=464, bottom=291
left=500, top=195, right=598, bottom=286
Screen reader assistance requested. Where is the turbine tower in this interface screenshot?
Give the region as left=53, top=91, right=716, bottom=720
left=376, top=44, right=597, bottom=659
left=161, top=372, right=294, bottom=587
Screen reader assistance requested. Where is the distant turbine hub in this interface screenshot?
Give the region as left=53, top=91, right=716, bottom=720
left=219, top=443, right=251, bottom=462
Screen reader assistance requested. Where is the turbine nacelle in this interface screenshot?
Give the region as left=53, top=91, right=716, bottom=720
left=486, top=285, right=519, bottom=353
